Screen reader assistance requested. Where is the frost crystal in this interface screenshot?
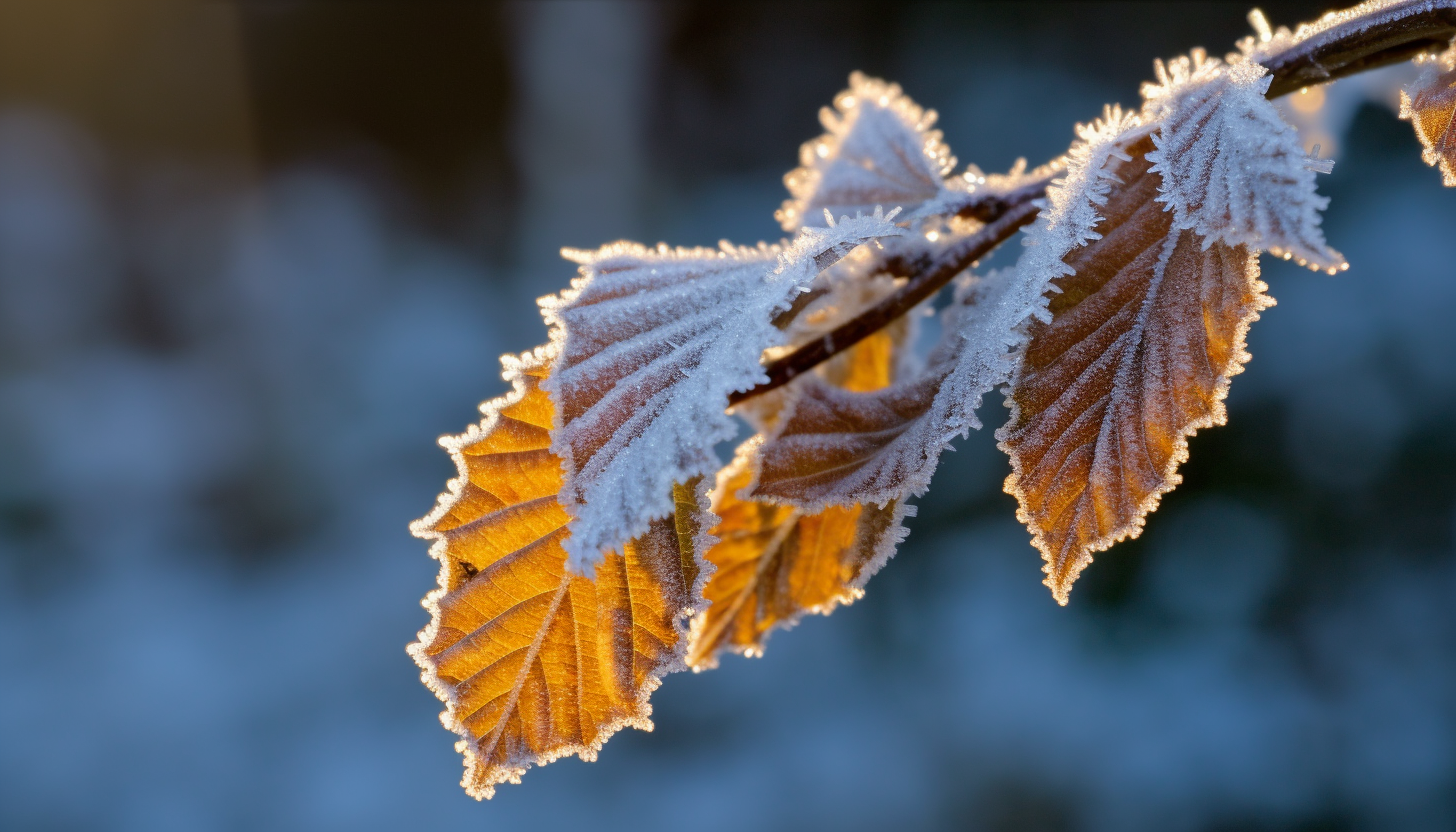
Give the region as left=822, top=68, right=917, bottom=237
left=541, top=210, right=903, bottom=570
left=777, top=72, right=958, bottom=231
left=1017, top=106, right=1147, bottom=320
left=1145, top=53, right=1345, bottom=270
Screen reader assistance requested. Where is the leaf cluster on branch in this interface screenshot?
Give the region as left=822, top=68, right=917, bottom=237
left=411, top=1, right=1456, bottom=799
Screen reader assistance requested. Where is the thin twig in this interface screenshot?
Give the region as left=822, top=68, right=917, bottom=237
left=729, top=0, right=1455, bottom=405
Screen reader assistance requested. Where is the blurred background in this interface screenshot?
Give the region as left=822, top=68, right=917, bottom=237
left=1, top=2, right=1453, bottom=830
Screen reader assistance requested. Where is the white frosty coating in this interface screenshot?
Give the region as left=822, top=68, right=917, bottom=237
left=1144, top=52, right=1345, bottom=271
left=750, top=109, right=1150, bottom=511
left=541, top=209, right=904, bottom=571
left=777, top=72, right=959, bottom=231
left=1018, top=105, right=1148, bottom=324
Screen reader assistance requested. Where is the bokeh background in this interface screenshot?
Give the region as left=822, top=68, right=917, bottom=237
left=1, top=2, right=1454, bottom=830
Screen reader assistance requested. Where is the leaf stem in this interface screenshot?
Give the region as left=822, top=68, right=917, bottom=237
left=730, top=0, right=1456, bottom=405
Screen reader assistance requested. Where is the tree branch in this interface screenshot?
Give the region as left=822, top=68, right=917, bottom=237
left=730, top=0, right=1456, bottom=405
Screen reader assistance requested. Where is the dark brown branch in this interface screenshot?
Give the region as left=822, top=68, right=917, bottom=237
left=730, top=0, right=1456, bottom=405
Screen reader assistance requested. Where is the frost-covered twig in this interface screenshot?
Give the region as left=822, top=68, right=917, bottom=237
left=729, top=195, right=1042, bottom=405
left=731, top=0, right=1455, bottom=405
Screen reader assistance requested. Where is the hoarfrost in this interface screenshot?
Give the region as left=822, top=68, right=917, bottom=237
left=1145, top=52, right=1345, bottom=270
left=777, top=72, right=958, bottom=231
left=541, top=210, right=903, bottom=570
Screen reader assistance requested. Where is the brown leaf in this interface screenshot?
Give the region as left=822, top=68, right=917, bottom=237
left=688, top=444, right=904, bottom=668
left=998, top=135, right=1269, bottom=604
left=1400, top=51, right=1456, bottom=186
left=689, top=325, right=907, bottom=668
left=751, top=370, right=945, bottom=508
left=410, top=346, right=712, bottom=799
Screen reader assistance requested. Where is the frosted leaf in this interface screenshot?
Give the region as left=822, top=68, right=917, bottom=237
left=1145, top=52, right=1345, bottom=270
left=689, top=438, right=909, bottom=666
left=1399, top=46, right=1456, bottom=186
left=691, top=290, right=913, bottom=667
left=777, top=72, right=958, bottom=231
left=998, top=136, right=1270, bottom=604
left=541, top=210, right=903, bottom=570
left=409, top=345, right=715, bottom=799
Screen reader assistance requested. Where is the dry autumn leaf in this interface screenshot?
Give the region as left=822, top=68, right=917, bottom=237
left=1400, top=49, right=1456, bottom=186
left=746, top=258, right=1035, bottom=513
left=998, top=135, right=1269, bottom=604
left=751, top=369, right=944, bottom=507
left=690, top=331, right=907, bottom=668
left=409, top=346, right=713, bottom=799
left=689, top=443, right=904, bottom=667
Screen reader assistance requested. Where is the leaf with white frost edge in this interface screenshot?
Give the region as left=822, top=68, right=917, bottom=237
left=998, top=134, right=1271, bottom=604
left=1399, top=46, right=1456, bottom=186
left=541, top=210, right=904, bottom=571
left=1144, top=51, right=1345, bottom=271
left=777, top=72, right=959, bottom=232
left=409, top=345, right=716, bottom=799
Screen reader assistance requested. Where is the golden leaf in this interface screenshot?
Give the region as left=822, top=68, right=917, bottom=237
left=998, top=135, right=1270, bottom=604
left=409, top=346, right=712, bottom=799
left=1400, top=50, right=1456, bottom=186
left=690, top=327, right=907, bottom=668
left=689, top=446, right=903, bottom=667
